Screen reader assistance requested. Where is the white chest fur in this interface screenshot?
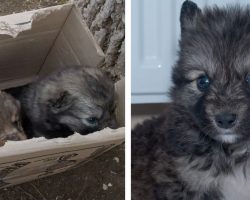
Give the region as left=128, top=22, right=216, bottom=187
left=177, top=155, right=250, bottom=199
left=222, top=166, right=250, bottom=200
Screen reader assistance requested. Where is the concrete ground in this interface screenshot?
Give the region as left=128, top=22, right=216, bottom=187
left=0, top=1, right=125, bottom=199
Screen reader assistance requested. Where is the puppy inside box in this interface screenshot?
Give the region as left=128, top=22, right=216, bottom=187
left=0, top=3, right=120, bottom=146
left=4, top=65, right=117, bottom=141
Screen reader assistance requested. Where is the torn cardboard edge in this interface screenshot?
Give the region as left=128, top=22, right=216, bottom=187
left=0, top=127, right=124, bottom=160
left=0, top=3, right=72, bottom=38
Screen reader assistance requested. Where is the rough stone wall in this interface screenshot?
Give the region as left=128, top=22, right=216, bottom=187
left=74, top=0, right=125, bottom=81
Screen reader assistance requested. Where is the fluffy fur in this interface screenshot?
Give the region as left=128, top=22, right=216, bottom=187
left=132, top=1, right=250, bottom=199
left=0, top=91, right=26, bottom=146
left=19, top=66, right=116, bottom=139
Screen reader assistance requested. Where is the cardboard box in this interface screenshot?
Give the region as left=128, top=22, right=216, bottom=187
left=0, top=3, right=125, bottom=188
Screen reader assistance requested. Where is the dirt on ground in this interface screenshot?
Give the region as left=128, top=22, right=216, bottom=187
left=0, top=1, right=125, bottom=200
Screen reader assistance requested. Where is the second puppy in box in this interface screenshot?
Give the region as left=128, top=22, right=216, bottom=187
left=0, top=91, right=26, bottom=146
left=19, top=66, right=116, bottom=139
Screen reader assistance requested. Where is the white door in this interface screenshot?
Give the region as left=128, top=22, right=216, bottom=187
left=131, top=0, right=247, bottom=104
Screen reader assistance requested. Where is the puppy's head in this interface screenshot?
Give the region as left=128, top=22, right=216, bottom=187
left=0, top=92, right=26, bottom=145
left=171, top=1, right=250, bottom=144
left=46, top=66, right=116, bottom=135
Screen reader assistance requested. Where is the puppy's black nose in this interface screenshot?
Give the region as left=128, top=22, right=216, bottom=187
left=215, top=113, right=237, bottom=129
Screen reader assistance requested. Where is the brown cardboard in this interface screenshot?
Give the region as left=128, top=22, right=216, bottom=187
left=0, top=3, right=125, bottom=188
left=41, top=4, right=105, bottom=76
left=0, top=3, right=104, bottom=89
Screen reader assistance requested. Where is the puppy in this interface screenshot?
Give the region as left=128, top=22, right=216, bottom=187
left=20, top=66, right=116, bottom=139
left=132, top=1, right=250, bottom=200
left=0, top=91, right=26, bottom=146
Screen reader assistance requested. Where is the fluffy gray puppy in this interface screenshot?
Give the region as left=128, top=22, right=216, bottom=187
left=20, top=66, right=116, bottom=139
left=132, top=1, right=250, bottom=200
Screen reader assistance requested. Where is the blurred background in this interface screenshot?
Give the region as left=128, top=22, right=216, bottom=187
left=131, top=0, right=250, bottom=127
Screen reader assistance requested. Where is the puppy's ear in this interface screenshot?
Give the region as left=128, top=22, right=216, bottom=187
left=48, top=91, right=73, bottom=113
left=180, top=0, right=201, bottom=34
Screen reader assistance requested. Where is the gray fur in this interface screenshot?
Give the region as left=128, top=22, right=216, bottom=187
left=132, top=1, right=250, bottom=199
left=20, top=66, right=116, bottom=139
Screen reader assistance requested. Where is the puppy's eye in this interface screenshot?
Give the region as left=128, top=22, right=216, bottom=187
left=245, top=74, right=250, bottom=85
left=197, top=75, right=210, bottom=91
left=86, top=117, right=98, bottom=126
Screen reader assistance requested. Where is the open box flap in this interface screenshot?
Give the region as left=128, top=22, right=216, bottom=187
left=0, top=3, right=105, bottom=89
left=0, top=4, right=72, bottom=90
left=41, top=4, right=105, bottom=75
